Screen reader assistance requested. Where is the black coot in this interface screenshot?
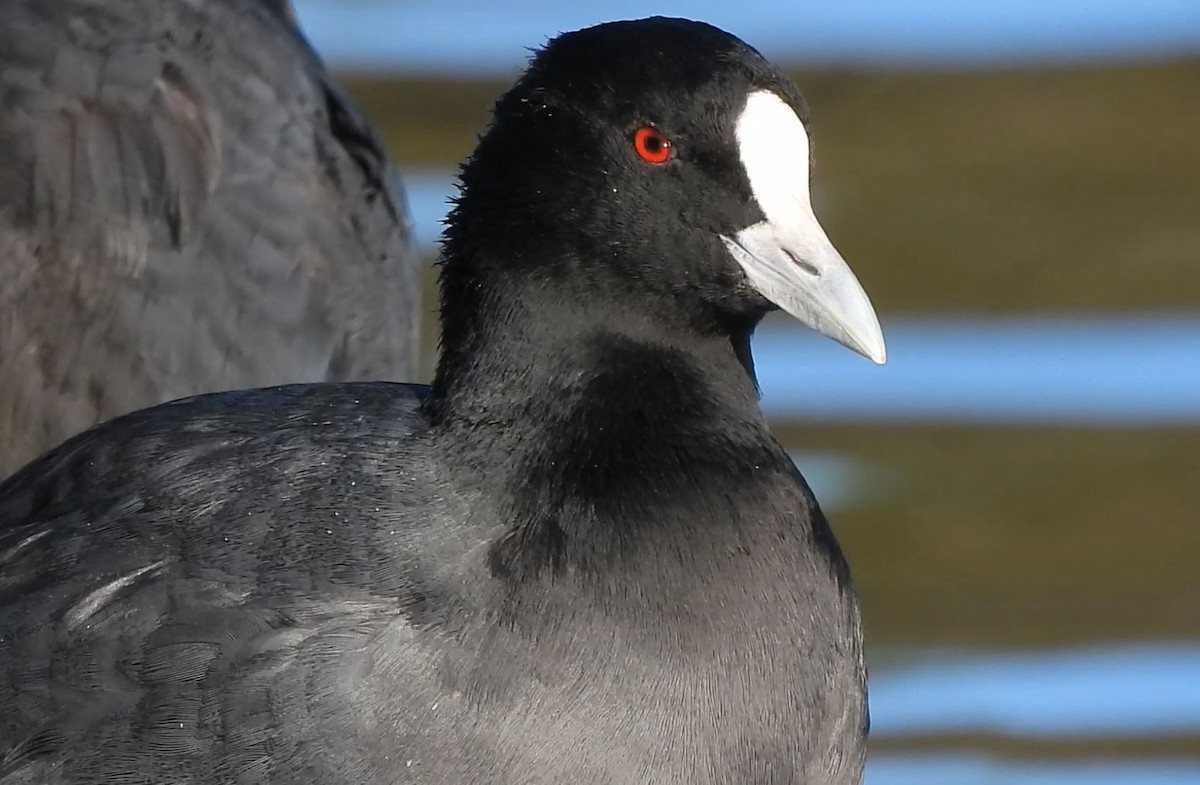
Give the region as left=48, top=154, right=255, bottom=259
left=0, top=0, right=419, bottom=477
left=0, top=17, right=886, bottom=785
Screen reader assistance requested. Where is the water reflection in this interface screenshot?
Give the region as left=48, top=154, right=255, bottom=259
left=755, top=317, right=1200, bottom=424
left=871, top=645, right=1200, bottom=736
left=789, top=452, right=866, bottom=512
left=295, top=0, right=1200, bottom=72
left=401, top=169, right=456, bottom=248
left=867, top=755, right=1200, bottom=785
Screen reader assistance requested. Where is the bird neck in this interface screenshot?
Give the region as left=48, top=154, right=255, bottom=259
left=425, top=264, right=804, bottom=584
left=428, top=272, right=765, bottom=437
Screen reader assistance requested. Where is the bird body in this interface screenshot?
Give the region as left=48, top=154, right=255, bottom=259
left=0, top=374, right=865, bottom=783
left=0, top=17, right=883, bottom=784
left=0, top=0, right=419, bottom=477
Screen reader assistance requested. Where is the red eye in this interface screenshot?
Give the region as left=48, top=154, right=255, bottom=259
left=632, top=126, right=673, bottom=164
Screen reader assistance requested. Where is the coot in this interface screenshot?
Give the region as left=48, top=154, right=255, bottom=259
left=0, top=17, right=884, bottom=785
left=0, top=0, right=419, bottom=477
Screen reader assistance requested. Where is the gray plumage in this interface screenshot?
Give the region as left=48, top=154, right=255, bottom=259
left=0, top=17, right=876, bottom=785
left=0, top=0, right=419, bottom=478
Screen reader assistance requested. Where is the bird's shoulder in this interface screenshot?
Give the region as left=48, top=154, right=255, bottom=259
left=0, top=381, right=433, bottom=537
left=0, top=382, right=455, bottom=783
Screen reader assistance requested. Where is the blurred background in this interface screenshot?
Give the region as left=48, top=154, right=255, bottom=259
left=294, top=1, right=1200, bottom=782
